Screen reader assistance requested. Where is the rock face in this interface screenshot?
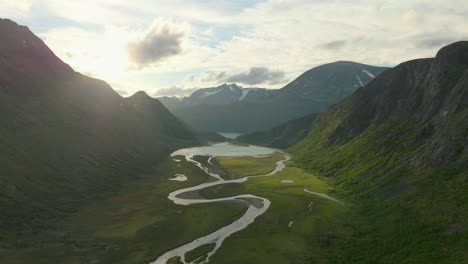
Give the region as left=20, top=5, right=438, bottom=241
left=243, top=42, right=467, bottom=167
left=322, top=41, right=468, bottom=166
left=158, top=62, right=389, bottom=133
left=0, top=19, right=196, bottom=236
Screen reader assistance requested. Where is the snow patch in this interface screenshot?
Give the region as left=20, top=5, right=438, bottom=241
left=239, top=89, right=250, bottom=101
left=362, top=69, right=375, bottom=78
left=203, top=89, right=222, bottom=97
left=356, top=75, right=364, bottom=87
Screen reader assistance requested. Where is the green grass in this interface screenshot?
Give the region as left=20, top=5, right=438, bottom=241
left=215, top=152, right=284, bottom=179
left=288, top=118, right=468, bottom=263
left=0, top=156, right=246, bottom=264
left=167, top=256, right=183, bottom=264
left=184, top=243, right=216, bottom=263
left=202, top=151, right=467, bottom=264
left=199, top=156, right=350, bottom=264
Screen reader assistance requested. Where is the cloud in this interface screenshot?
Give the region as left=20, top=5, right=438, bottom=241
left=0, top=0, right=31, bottom=18
left=202, top=67, right=286, bottom=85
left=153, top=86, right=197, bottom=97
left=126, top=20, right=188, bottom=67
left=182, top=74, right=196, bottom=86
left=115, top=89, right=129, bottom=96
left=226, top=67, right=286, bottom=85
left=27, top=0, right=468, bottom=92
left=416, top=37, right=461, bottom=48
left=320, top=40, right=347, bottom=50
left=201, top=71, right=226, bottom=82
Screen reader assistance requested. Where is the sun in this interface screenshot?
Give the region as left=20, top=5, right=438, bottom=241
left=43, top=26, right=133, bottom=82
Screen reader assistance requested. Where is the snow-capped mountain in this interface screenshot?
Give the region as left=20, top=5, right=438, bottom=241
left=278, top=61, right=389, bottom=101
left=185, top=84, right=264, bottom=105
left=157, top=61, right=390, bottom=132
left=158, top=84, right=273, bottom=108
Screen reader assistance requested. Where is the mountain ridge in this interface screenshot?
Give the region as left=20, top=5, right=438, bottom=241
left=238, top=41, right=468, bottom=263
left=0, top=18, right=197, bottom=242
left=158, top=61, right=390, bottom=132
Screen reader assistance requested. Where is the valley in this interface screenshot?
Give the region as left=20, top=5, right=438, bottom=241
left=158, top=62, right=389, bottom=133
left=1, top=141, right=349, bottom=264
left=4, top=134, right=464, bottom=263
left=0, top=14, right=466, bottom=264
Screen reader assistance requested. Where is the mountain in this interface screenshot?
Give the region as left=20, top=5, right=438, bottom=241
left=239, top=42, right=468, bottom=263
left=158, top=83, right=274, bottom=112
left=0, top=18, right=196, bottom=242
left=236, top=114, right=318, bottom=148
left=185, top=84, right=270, bottom=105
left=278, top=61, right=385, bottom=100
left=158, top=62, right=389, bottom=133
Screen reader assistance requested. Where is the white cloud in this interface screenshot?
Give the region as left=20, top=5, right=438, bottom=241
left=153, top=86, right=197, bottom=97
left=202, top=67, right=287, bottom=85
left=20, top=0, right=468, bottom=96
left=126, top=20, right=189, bottom=67
left=0, top=0, right=32, bottom=18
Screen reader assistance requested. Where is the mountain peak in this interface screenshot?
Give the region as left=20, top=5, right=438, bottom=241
left=280, top=61, right=390, bottom=96
left=435, top=41, right=468, bottom=65
left=331, top=60, right=361, bottom=65
left=219, top=83, right=241, bottom=90
left=0, top=18, right=21, bottom=27
left=0, top=18, right=74, bottom=87
left=129, top=90, right=152, bottom=100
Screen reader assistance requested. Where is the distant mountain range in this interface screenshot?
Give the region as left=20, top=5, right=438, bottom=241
left=158, top=62, right=390, bottom=133
left=159, top=84, right=273, bottom=108
left=239, top=41, right=468, bottom=263
left=0, top=18, right=197, bottom=239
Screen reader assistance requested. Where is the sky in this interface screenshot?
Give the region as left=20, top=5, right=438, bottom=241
left=2, top=0, right=467, bottom=97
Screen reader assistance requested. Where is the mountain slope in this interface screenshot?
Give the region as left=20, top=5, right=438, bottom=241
left=159, top=62, right=389, bottom=133
left=236, top=114, right=318, bottom=148
left=279, top=61, right=386, bottom=101
left=158, top=84, right=273, bottom=111
left=0, top=18, right=197, bottom=241
left=241, top=41, right=468, bottom=263
left=167, top=94, right=322, bottom=133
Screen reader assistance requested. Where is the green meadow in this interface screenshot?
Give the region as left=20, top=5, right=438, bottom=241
left=5, top=149, right=457, bottom=264
left=200, top=153, right=354, bottom=264
left=215, top=152, right=285, bottom=179
left=0, top=156, right=245, bottom=264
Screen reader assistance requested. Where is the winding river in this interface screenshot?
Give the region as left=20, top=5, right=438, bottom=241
left=151, top=142, right=342, bottom=264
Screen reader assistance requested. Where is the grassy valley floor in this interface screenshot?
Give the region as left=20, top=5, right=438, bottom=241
left=200, top=153, right=356, bottom=264
left=0, top=156, right=245, bottom=264
left=203, top=152, right=467, bottom=264
left=4, top=148, right=458, bottom=264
